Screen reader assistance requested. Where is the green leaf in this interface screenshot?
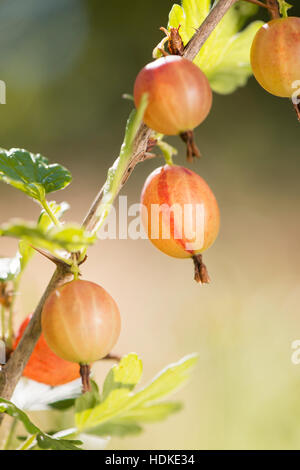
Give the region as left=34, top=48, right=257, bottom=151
left=0, top=254, right=21, bottom=282
left=0, top=398, right=37, bottom=435
left=126, top=353, right=198, bottom=406
left=102, top=353, right=143, bottom=401
left=0, top=220, right=96, bottom=256
left=75, top=354, right=198, bottom=433
left=18, top=240, right=35, bottom=275
left=0, top=148, right=71, bottom=202
left=36, top=434, right=81, bottom=451
left=85, top=403, right=182, bottom=437
left=48, top=398, right=77, bottom=411
left=118, top=402, right=183, bottom=423
left=75, top=381, right=101, bottom=414
left=86, top=419, right=143, bottom=438
left=0, top=398, right=82, bottom=450
left=168, top=0, right=264, bottom=94
left=0, top=196, right=68, bottom=279
left=18, top=201, right=70, bottom=275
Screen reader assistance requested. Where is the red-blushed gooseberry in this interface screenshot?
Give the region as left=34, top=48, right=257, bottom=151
left=140, top=165, right=220, bottom=258
left=13, top=315, right=80, bottom=386
left=134, top=56, right=212, bottom=135
left=42, top=280, right=121, bottom=364
left=250, top=17, right=300, bottom=98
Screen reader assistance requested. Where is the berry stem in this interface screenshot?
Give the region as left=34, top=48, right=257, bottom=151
left=180, top=131, right=202, bottom=162
left=80, top=364, right=91, bottom=393
left=265, top=0, right=280, bottom=19
left=193, top=254, right=211, bottom=284
left=71, top=253, right=80, bottom=281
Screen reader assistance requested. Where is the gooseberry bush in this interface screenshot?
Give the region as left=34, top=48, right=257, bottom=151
left=0, top=0, right=299, bottom=451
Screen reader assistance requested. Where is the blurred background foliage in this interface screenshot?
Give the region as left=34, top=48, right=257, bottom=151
left=1, top=0, right=300, bottom=449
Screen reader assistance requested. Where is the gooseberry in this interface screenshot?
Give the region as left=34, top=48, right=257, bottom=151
left=140, top=164, right=220, bottom=259
left=13, top=315, right=80, bottom=386
left=42, top=280, right=121, bottom=365
left=250, top=17, right=300, bottom=98
left=134, top=56, right=212, bottom=135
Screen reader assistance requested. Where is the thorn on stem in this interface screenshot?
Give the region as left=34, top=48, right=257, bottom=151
left=31, top=246, right=70, bottom=268
left=192, top=254, right=210, bottom=284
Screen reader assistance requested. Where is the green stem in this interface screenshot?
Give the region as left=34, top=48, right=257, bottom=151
left=18, top=434, right=37, bottom=451
left=1, top=304, right=5, bottom=341
left=155, top=134, right=177, bottom=166
left=72, top=268, right=79, bottom=281
left=40, top=199, right=61, bottom=227
left=3, top=418, right=17, bottom=450
left=71, top=253, right=79, bottom=280
left=86, top=94, right=149, bottom=235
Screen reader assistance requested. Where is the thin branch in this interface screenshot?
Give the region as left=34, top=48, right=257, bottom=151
left=82, top=123, right=153, bottom=233
left=265, top=0, right=280, bottom=19
left=184, top=0, right=239, bottom=61
left=0, top=0, right=239, bottom=412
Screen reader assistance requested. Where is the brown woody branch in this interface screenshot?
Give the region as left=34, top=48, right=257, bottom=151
left=184, top=0, right=238, bottom=61
left=0, top=0, right=239, bottom=414
left=245, top=0, right=269, bottom=9
left=265, top=0, right=280, bottom=19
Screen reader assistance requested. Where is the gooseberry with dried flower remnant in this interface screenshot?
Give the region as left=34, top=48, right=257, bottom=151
left=140, top=165, right=220, bottom=283
left=134, top=56, right=212, bottom=135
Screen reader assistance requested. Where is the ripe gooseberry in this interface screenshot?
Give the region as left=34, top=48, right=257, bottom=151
left=250, top=17, right=300, bottom=98
left=134, top=56, right=212, bottom=135
left=42, top=280, right=121, bottom=366
left=140, top=164, right=220, bottom=260
left=13, top=315, right=80, bottom=386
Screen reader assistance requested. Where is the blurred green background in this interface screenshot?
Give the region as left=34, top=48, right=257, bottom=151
left=1, top=0, right=300, bottom=450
